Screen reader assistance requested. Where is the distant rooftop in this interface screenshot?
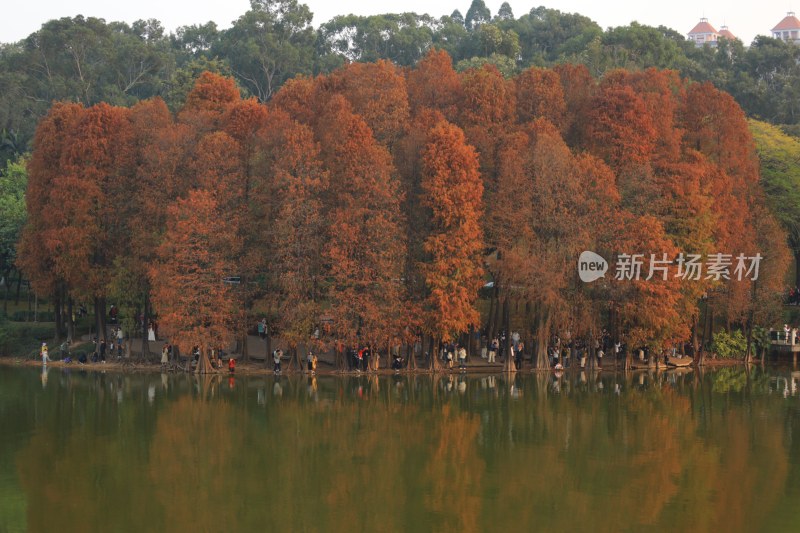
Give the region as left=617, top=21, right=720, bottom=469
left=688, top=17, right=718, bottom=35
left=718, top=25, right=736, bottom=40
left=772, top=12, right=800, bottom=32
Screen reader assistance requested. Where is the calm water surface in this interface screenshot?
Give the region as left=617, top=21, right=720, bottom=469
left=1, top=364, right=800, bottom=532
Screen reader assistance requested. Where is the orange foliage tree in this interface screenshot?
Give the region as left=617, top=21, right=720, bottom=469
left=420, top=121, right=484, bottom=368
left=315, top=95, right=407, bottom=362
left=17, top=57, right=790, bottom=369
left=149, top=189, right=239, bottom=373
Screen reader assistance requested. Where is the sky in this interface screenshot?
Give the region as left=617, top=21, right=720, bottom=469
left=1, top=1, right=796, bottom=46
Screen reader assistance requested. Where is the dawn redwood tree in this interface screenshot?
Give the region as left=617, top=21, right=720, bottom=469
left=419, top=121, right=484, bottom=370
left=126, top=98, right=195, bottom=357
left=254, top=110, right=329, bottom=364
left=150, top=189, right=239, bottom=373
left=553, top=63, right=596, bottom=146
left=456, top=64, right=516, bottom=337
left=315, top=95, right=407, bottom=363
left=582, top=78, right=657, bottom=170
left=47, top=103, right=133, bottom=343
left=406, top=49, right=463, bottom=121
left=330, top=60, right=410, bottom=147
left=17, top=101, right=85, bottom=341
left=515, top=67, right=567, bottom=131
left=222, top=98, right=270, bottom=361
left=177, top=71, right=241, bottom=133
left=518, top=120, right=595, bottom=368
left=269, top=76, right=317, bottom=125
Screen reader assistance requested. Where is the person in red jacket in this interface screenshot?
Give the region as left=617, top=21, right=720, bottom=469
left=228, top=357, right=236, bottom=374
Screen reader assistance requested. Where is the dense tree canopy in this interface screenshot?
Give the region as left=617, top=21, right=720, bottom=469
left=6, top=1, right=800, bottom=171
left=15, top=50, right=787, bottom=369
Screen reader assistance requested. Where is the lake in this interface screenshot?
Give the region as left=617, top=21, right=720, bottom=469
left=1, top=364, right=799, bottom=532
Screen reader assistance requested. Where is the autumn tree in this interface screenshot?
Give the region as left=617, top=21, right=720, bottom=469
left=419, top=121, right=484, bottom=369
left=149, top=189, right=239, bottom=373
left=315, top=96, right=407, bottom=364
left=253, top=110, right=328, bottom=364
left=406, top=49, right=462, bottom=120
left=17, top=102, right=84, bottom=341
left=328, top=60, right=410, bottom=147
left=177, top=71, right=241, bottom=133
left=514, top=66, right=567, bottom=130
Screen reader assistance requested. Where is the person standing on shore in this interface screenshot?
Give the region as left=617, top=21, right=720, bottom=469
left=41, top=342, right=49, bottom=365
left=161, top=344, right=169, bottom=369
left=458, top=345, right=467, bottom=370
left=273, top=349, right=282, bottom=374
left=307, top=351, right=315, bottom=374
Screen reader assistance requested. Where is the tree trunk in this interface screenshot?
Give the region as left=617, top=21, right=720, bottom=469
left=486, top=286, right=497, bottom=341
left=99, top=297, right=108, bottom=343
left=588, top=335, right=597, bottom=371
left=534, top=312, right=550, bottom=369
left=335, top=344, right=344, bottom=372
left=141, top=293, right=150, bottom=360
left=66, top=297, right=75, bottom=343
left=406, top=341, right=416, bottom=371
left=288, top=346, right=301, bottom=372
left=2, top=268, right=9, bottom=314
left=492, top=286, right=503, bottom=343
left=502, top=299, right=515, bottom=373
left=195, top=345, right=214, bottom=374
left=429, top=338, right=442, bottom=372
left=745, top=280, right=756, bottom=364
left=94, top=297, right=103, bottom=344
left=53, top=290, right=62, bottom=344
left=14, top=268, right=22, bottom=305
left=240, top=331, right=249, bottom=364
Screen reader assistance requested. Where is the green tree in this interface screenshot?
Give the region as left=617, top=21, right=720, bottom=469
left=214, top=0, right=316, bottom=101
left=750, top=118, right=800, bottom=285
left=496, top=2, right=514, bottom=21
left=465, top=0, right=491, bottom=30
left=0, top=156, right=26, bottom=309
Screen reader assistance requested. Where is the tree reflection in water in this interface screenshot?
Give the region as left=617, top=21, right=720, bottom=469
left=3, top=366, right=798, bottom=532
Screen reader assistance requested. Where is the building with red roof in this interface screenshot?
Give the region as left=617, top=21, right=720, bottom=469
left=772, top=12, right=800, bottom=43
left=688, top=18, right=720, bottom=47
left=718, top=25, right=736, bottom=40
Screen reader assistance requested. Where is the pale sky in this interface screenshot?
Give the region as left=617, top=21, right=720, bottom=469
left=0, top=1, right=795, bottom=46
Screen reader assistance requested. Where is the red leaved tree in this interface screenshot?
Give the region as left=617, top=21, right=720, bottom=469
left=419, top=121, right=484, bottom=370
left=316, top=95, right=407, bottom=366
left=17, top=102, right=85, bottom=342
left=150, top=189, right=239, bottom=373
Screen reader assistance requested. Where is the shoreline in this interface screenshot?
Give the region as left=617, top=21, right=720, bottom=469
left=0, top=355, right=752, bottom=377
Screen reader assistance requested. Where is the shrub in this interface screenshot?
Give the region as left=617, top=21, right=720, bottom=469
left=0, top=319, right=56, bottom=358
left=711, top=330, right=748, bottom=359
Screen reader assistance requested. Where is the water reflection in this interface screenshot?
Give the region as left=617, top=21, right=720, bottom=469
left=1, top=366, right=800, bottom=532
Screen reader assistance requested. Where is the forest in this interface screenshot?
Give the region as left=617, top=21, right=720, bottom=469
left=14, top=46, right=791, bottom=371
left=1, top=0, right=800, bottom=370
left=5, top=0, right=800, bottom=167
